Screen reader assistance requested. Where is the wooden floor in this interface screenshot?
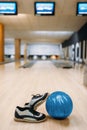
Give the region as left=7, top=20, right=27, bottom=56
left=0, top=60, right=87, bottom=130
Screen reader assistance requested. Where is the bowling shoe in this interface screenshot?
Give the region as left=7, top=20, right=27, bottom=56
left=24, top=92, right=49, bottom=110
left=14, top=106, right=46, bottom=123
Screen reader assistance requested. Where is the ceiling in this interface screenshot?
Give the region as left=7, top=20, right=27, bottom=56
left=0, top=0, right=87, bottom=45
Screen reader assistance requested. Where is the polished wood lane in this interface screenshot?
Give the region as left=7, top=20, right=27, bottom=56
left=0, top=61, right=87, bottom=130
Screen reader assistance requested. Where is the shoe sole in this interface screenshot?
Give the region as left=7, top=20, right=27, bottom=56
left=14, top=117, right=47, bottom=123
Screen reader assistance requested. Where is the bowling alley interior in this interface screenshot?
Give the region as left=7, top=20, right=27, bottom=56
left=0, top=0, right=87, bottom=130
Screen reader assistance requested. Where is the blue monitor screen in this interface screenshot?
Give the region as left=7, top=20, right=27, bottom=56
left=0, top=1, right=17, bottom=15
left=77, top=2, right=87, bottom=16
left=34, top=2, right=55, bottom=15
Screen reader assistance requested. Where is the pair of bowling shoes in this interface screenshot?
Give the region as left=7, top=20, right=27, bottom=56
left=14, top=93, right=48, bottom=123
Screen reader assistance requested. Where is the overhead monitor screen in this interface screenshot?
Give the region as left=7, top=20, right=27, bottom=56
left=77, top=2, right=87, bottom=16
left=34, top=2, right=55, bottom=16
left=0, top=1, right=17, bottom=15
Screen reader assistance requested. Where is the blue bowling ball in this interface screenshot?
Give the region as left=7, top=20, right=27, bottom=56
left=46, top=91, right=73, bottom=119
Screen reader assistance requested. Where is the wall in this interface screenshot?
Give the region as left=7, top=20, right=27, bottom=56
left=62, top=22, right=87, bottom=63
left=27, top=44, right=63, bottom=56
left=5, top=43, right=63, bottom=58
left=62, top=22, right=87, bottom=48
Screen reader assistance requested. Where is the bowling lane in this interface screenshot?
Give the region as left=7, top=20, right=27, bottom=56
left=0, top=60, right=87, bottom=130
